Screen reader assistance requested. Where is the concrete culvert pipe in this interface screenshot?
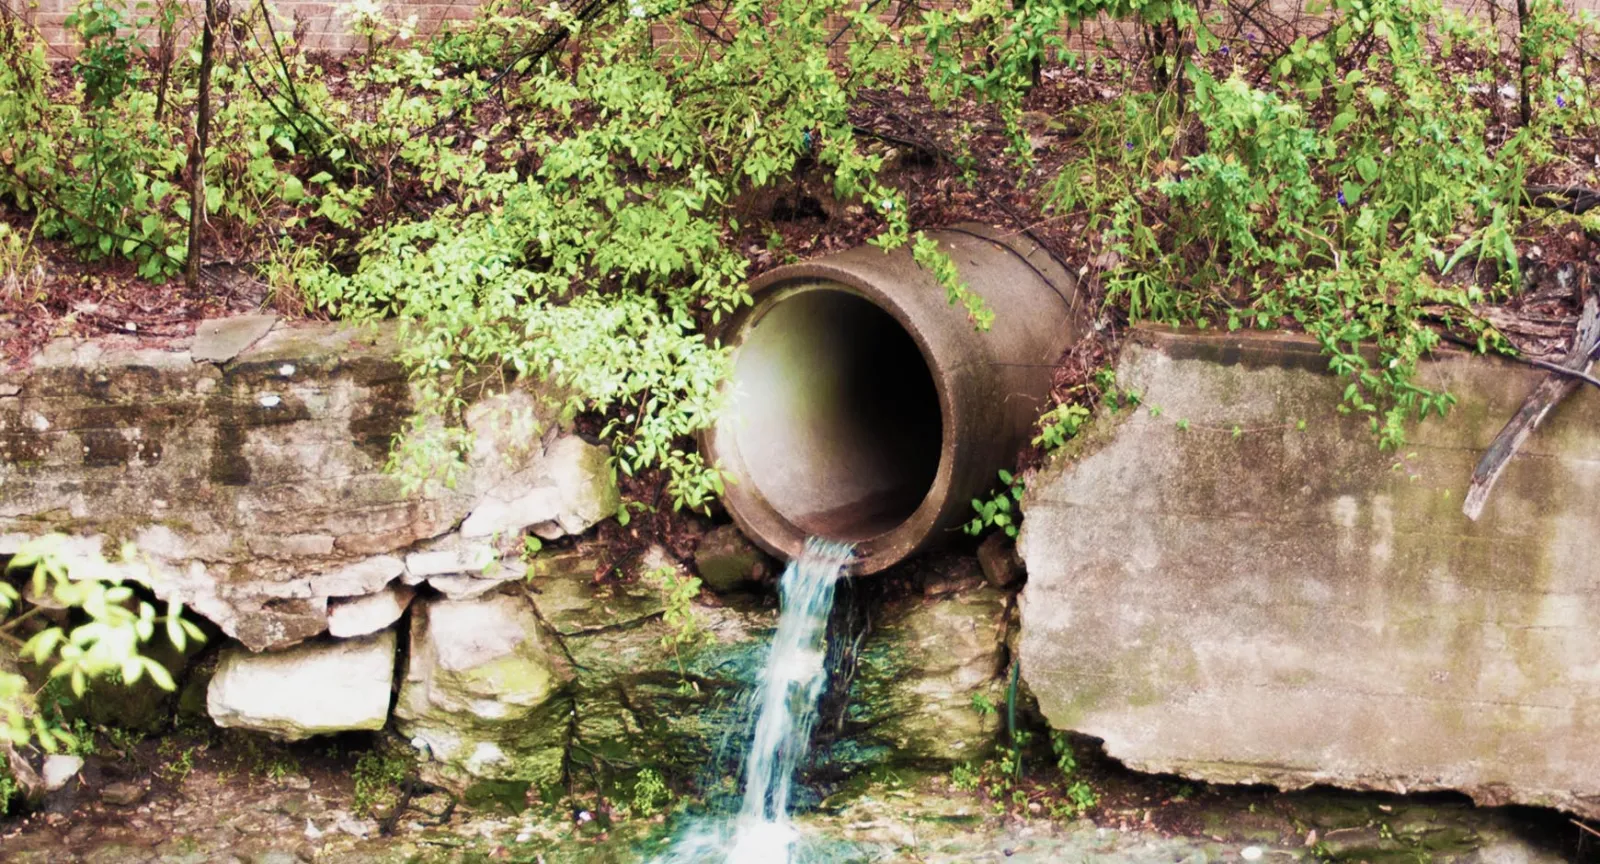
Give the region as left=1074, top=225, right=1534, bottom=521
left=705, top=223, right=1086, bottom=573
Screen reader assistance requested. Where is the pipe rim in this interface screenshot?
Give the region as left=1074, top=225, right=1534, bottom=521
left=706, top=264, right=958, bottom=574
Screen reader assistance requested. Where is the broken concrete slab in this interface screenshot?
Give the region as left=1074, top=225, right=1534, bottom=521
left=1019, top=325, right=1600, bottom=819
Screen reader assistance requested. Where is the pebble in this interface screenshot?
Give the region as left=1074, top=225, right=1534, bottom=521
left=335, top=816, right=377, bottom=838
left=41, top=755, right=84, bottom=792
left=100, top=781, right=147, bottom=807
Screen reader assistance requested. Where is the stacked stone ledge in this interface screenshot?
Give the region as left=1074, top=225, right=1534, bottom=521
left=0, top=315, right=620, bottom=742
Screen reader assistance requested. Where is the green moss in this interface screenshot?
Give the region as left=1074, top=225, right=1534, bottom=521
left=463, top=780, right=533, bottom=813
left=460, top=653, right=556, bottom=704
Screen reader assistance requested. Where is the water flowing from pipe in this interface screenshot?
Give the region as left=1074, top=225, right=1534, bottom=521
left=656, top=536, right=854, bottom=864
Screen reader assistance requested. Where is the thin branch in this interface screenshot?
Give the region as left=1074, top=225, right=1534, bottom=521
left=1464, top=290, right=1600, bottom=520
left=1519, top=355, right=1600, bottom=390
left=1527, top=183, right=1600, bottom=215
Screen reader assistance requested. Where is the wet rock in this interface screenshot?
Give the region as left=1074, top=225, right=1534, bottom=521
left=921, top=555, right=984, bottom=597
left=326, top=584, right=415, bottom=638
left=693, top=524, right=770, bottom=592
left=392, top=545, right=770, bottom=800
left=41, top=754, right=83, bottom=791
left=554, top=549, right=768, bottom=787
left=207, top=631, right=396, bottom=739
left=395, top=593, right=573, bottom=790
left=977, top=532, right=1023, bottom=588
left=100, top=781, right=147, bottom=806
left=411, top=791, right=454, bottom=818
left=832, top=583, right=1009, bottom=767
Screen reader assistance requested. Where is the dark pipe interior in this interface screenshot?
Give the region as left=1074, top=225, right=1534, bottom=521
left=729, top=287, right=943, bottom=542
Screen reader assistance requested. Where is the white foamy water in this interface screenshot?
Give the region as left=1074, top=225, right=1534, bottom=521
left=656, top=537, right=854, bottom=864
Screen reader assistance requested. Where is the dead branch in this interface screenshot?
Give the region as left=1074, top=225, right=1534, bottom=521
left=1527, top=184, right=1600, bottom=215
left=1463, top=290, right=1600, bottom=520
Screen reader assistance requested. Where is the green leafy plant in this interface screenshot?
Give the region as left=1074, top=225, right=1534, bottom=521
left=352, top=750, right=410, bottom=816
left=1, top=535, right=203, bottom=753
left=966, top=469, right=1025, bottom=539
left=1033, top=404, right=1092, bottom=451
left=971, top=692, right=998, bottom=717
left=630, top=767, right=668, bottom=818
left=1051, top=732, right=1098, bottom=817
left=158, top=740, right=197, bottom=785
left=1043, top=0, right=1572, bottom=450
left=0, top=535, right=201, bottom=811
left=645, top=566, right=704, bottom=650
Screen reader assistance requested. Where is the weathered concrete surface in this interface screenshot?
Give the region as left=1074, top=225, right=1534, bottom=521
left=1019, top=326, right=1600, bottom=818
left=0, top=321, right=617, bottom=650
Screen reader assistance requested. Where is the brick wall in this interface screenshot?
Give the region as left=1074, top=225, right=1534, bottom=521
left=14, top=0, right=1600, bottom=62
left=17, top=0, right=482, bottom=56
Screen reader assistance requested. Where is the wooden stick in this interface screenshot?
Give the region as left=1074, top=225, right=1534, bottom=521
left=1573, top=818, right=1600, bottom=839
left=1464, top=292, right=1600, bottom=520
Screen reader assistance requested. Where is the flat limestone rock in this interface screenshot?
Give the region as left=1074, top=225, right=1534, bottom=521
left=207, top=631, right=396, bottom=740
left=41, top=755, right=83, bottom=792
left=191, top=315, right=278, bottom=363
left=459, top=436, right=619, bottom=540
left=327, top=584, right=415, bottom=638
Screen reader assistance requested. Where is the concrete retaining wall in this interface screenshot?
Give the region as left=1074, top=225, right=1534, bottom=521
left=1019, top=326, right=1600, bottom=818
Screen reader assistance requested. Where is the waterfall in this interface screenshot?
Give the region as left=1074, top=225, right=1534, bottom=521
left=657, top=537, right=854, bottom=864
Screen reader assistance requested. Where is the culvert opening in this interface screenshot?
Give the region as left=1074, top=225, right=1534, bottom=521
left=727, top=286, right=943, bottom=543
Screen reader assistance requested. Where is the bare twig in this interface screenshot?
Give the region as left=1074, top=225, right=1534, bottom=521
left=185, top=0, right=221, bottom=294
left=1464, top=290, right=1600, bottom=520
left=1527, top=183, right=1600, bottom=215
